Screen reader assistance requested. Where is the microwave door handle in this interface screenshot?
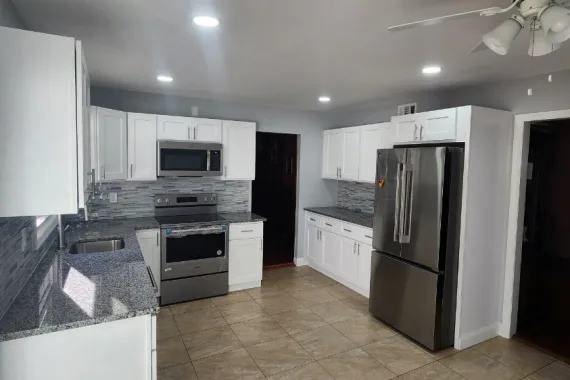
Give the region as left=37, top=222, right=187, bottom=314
left=207, top=150, right=211, bottom=172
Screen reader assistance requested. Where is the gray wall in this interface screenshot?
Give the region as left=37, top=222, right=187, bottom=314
left=327, top=69, right=570, bottom=127
left=91, top=87, right=337, bottom=259
left=0, top=0, right=24, bottom=28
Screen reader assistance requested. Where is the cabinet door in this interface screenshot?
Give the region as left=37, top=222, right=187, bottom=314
left=191, top=118, right=223, bottom=142
left=392, top=115, right=418, bottom=144
left=128, top=113, right=157, bottom=181
left=156, top=115, right=191, bottom=141
left=322, top=130, right=343, bottom=179
left=76, top=41, right=91, bottom=208
left=339, top=237, right=359, bottom=285
left=306, top=225, right=323, bottom=266
left=358, top=243, right=373, bottom=297
left=322, top=230, right=342, bottom=276
left=358, top=124, right=380, bottom=183
left=378, top=122, right=396, bottom=149
left=136, top=230, right=160, bottom=295
left=222, top=121, right=256, bottom=180
left=341, top=127, right=360, bottom=181
left=97, top=107, right=127, bottom=181
left=229, top=238, right=263, bottom=286
left=420, top=108, right=457, bottom=141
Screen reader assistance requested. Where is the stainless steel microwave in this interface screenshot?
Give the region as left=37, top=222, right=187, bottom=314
left=157, top=141, right=223, bottom=177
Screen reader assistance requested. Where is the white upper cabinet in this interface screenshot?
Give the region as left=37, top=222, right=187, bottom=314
left=341, top=127, right=360, bottom=181
left=191, top=118, right=223, bottom=142
left=156, top=115, right=191, bottom=141
left=0, top=27, right=80, bottom=216
left=421, top=108, right=457, bottom=141
left=76, top=41, right=91, bottom=209
left=358, top=124, right=381, bottom=183
left=322, top=129, right=343, bottom=179
left=222, top=121, right=256, bottom=180
left=379, top=122, right=397, bottom=149
left=95, top=107, right=128, bottom=181
left=128, top=113, right=157, bottom=181
left=392, top=108, right=458, bottom=144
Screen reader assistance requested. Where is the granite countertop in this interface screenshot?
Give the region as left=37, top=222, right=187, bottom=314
left=0, top=217, right=160, bottom=342
left=0, top=213, right=266, bottom=342
left=304, top=207, right=374, bottom=229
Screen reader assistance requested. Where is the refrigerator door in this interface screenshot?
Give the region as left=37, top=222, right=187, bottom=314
left=369, top=251, right=444, bottom=350
left=373, top=148, right=406, bottom=256
left=399, top=147, right=447, bottom=271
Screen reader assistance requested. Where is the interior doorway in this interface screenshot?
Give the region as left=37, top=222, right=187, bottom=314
left=514, top=119, right=570, bottom=363
left=252, top=132, right=299, bottom=267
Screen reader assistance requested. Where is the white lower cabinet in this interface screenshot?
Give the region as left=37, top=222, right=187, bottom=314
left=0, top=314, right=156, bottom=380
left=304, top=212, right=372, bottom=297
left=136, top=229, right=161, bottom=296
left=228, top=222, right=264, bottom=291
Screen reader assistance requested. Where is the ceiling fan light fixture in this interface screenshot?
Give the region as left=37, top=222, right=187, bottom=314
left=540, top=5, right=570, bottom=43
left=529, top=24, right=561, bottom=56
left=483, top=15, right=524, bottom=55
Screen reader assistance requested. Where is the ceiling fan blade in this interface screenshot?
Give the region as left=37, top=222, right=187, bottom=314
left=470, top=40, right=490, bottom=53
left=388, top=7, right=502, bottom=32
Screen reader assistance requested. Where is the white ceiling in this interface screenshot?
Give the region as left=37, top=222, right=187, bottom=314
left=12, top=0, right=570, bottom=110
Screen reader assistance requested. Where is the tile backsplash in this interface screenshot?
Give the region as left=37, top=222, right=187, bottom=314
left=82, top=178, right=250, bottom=220
left=0, top=217, right=56, bottom=319
left=337, top=181, right=375, bottom=214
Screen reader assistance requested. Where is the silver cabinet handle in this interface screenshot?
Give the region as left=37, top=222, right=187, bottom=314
left=339, top=168, right=342, bottom=179
left=101, top=165, right=105, bottom=180
left=358, top=243, right=360, bottom=255
left=147, top=266, right=157, bottom=292
left=188, top=127, right=191, bottom=140
left=343, top=228, right=352, bottom=233
left=365, top=235, right=372, bottom=239
left=325, top=222, right=332, bottom=227
left=156, top=232, right=159, bottom=246
left=353, top=242, right=356, bottom=254
left=241, top=229, right=254, bottom=233
left=309, top=218, right=316, bottom=222
left=130, top=164, right=133, bottom=178
left=420, top=125, right=424, bottom=140
left=414, top=124, right=418, bottom=140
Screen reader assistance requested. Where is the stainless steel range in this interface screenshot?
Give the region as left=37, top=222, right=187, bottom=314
left=154, top=193, right=228, bottom=306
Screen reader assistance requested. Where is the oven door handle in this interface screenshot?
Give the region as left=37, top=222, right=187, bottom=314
left=164, top=227, right=227, bottom=236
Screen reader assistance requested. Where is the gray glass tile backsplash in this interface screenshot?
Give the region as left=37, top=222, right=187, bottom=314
left=84, top=178, right=250, bottom=220
left=337, top=181, right=375, bottom=214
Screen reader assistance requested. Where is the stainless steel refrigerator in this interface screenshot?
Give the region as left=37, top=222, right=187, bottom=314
left=369, top=146, right=464, bottom=351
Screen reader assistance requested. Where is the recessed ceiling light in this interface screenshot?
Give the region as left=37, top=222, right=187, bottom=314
left=319, top=96, right=331, bottom=103
left=193, top=16, right=220, bottom=28
left=157, top=75, right=173, bottom=83
left=422, top=66, right=442, bottom=75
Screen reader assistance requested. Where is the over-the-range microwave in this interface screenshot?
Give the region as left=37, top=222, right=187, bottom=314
left=157, top=140, right=223, bottom=177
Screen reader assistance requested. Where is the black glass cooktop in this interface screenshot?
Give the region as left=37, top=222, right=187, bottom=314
left=155, top=214, right=226, bottom=227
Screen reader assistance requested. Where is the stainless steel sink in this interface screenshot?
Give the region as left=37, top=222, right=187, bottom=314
left=69, top=239, right=125, bottom=254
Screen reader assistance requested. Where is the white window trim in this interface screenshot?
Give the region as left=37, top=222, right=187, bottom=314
left=36, top=215, right=57, bottom=248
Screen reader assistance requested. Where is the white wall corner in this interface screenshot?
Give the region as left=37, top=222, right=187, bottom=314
left=293, top=257, right=307, bottom=266
left=456, top=324, right=499, bottom=350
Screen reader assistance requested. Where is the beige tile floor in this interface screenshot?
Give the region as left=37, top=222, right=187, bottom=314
left=157, top=266, right=569, bottom=380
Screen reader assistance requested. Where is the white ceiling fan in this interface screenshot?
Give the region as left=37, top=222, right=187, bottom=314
left=388, top=0, right=570, bottom=56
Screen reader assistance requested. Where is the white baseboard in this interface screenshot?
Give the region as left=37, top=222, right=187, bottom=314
left=456, top=324, right=499, bottom=350
left=294, top=257, right=307, bottom=266
left=229, top=280, right=261, bottom=292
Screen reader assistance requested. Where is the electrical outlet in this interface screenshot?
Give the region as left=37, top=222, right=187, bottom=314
left=109, top=192, right=118, bottom=203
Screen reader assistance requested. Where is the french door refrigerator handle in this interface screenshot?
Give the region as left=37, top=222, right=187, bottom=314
left=393, top=162, right=403, bottom=243
left=400, top=163, right=414, bottom=244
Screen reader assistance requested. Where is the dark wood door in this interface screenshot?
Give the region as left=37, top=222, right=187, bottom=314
left=252, top=132, right=298, bottom=266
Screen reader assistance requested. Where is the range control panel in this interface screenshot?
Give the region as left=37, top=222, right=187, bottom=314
left=154, top=193, right=217, bottom=207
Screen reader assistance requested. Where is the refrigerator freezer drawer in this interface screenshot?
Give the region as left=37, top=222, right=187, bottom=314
left=369, top=251, right=446, bottom=350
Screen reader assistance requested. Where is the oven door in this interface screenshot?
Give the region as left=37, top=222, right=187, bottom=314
left=161, top=225, right=229, bottom=280
left=157, top=141, right=222, bottom=177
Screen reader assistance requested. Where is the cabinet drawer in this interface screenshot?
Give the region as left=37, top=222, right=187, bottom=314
left=230, top=222, right=263, bottom=240
left=341, top=222, right=373, bottom=245
left=322, top=217, right=342, bottom=235
left=306, top=212, right=323, bottom=227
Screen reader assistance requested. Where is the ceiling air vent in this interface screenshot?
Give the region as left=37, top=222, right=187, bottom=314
left=397, top=103, right=417, bottom=116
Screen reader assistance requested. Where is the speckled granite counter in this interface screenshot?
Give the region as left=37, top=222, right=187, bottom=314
left=0, top=218, right=160, bottom=342
left=304, top=207, right=374, bottom=229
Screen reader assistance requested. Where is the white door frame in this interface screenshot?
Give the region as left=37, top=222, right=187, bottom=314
left=499, top=108, right=570, bottom=338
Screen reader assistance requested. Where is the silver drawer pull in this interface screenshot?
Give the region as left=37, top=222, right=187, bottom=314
left=365, top=235, right=372, bottom=239
left=343, top=228, right=352, bottom=232
left=309, top=218, right=316, bottom=222
left=325, top=223, right=332, bottom=227
left=241, top=229, right=254, bottom=232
